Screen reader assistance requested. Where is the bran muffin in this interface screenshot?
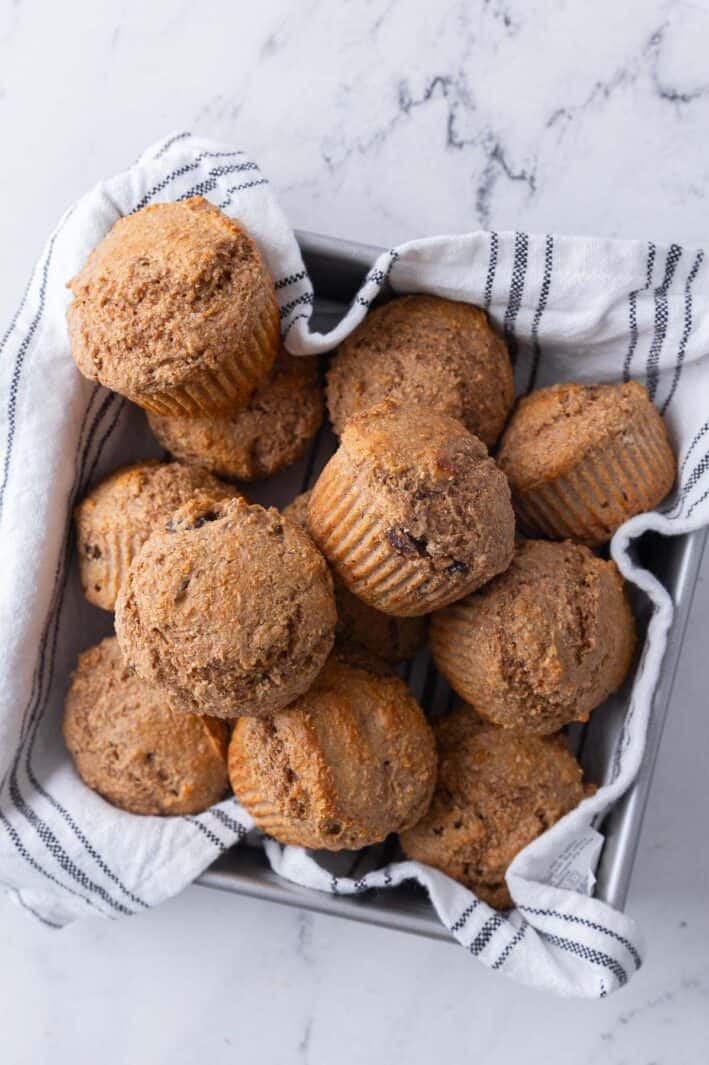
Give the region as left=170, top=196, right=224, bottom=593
left=146, top=350, right=323, bottom=482
left=67, top=197, right=280, bottom=416
left=430, top=540, right=636, bottom=734
left=497, top=381, right=676, bottom=546
left=399, top=707, right=589, bottom=908
left=228, top=653, right=437, bottom=850
left=284, top=491, right=427, bottom=664
left=327, top=295, right=514, bottom=446
left=75, top=460, right=236, bottom=611
left=307, top=401, right=515, bottom=617
left=63, top=637, right=229, bottom=816
left=115, top=495, right=336, bottom=719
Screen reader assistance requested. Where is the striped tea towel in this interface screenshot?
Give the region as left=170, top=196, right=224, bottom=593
left=1, top=132, right=708, bottom=999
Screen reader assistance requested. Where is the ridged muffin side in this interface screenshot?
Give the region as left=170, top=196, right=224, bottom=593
left=307, top=402, right=515, bottom=617
left=498, top=381, right=676, bottom=546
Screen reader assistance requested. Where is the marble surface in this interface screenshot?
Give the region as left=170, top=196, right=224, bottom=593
left=1, top=0, right=709, bottom=1060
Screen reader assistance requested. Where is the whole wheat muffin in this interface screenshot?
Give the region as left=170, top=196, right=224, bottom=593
left=497, top=381, right=676, bottom=546
left=431, top=540, right=636, bottom=733
left=228, top=653, right=437, bottom=850
left=400, top=707, right=589, bottom=908
left=147, top=350, right=323, bottom=481
left=115, top=495, right=336, bottom=719
left=327, top=295, right=514, bottom=446
left=307, top=401, right=515, bottom=617
left=67, top=197, right=279, bottom=416
left=75, top=460, right=236, bottom=611
left=63, top=637, right=229, bottom=816
left=284, top=491, right=427, bottom=663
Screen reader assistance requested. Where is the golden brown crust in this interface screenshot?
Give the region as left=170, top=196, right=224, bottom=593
left=147, top=350, right=323, bottom=482
left=283, top=491, right=428, bottom=663
left=307, top=401, right=515, bottom=616
left=430, top=540, right=636, bottom=733
left=497, top=381, right=676, bottom=545
left=228, top=654, right=437, bottom=850
left=327, top=295, right=514, bottom=446
left=74, top=460, right=237, bottom=611
left=399, top=707, right=589, bottom=908
left=67, top=197, right=279, bottom=415
left=115, top=496, right=336, bottom=719
left=63, top=637, right=230, bottom=816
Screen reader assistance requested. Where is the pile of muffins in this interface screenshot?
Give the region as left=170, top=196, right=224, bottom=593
left=63, top=196, right=676, bottom=909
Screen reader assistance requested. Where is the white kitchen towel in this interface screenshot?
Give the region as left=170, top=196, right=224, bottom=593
left=1, top=132, right=708, bottom=999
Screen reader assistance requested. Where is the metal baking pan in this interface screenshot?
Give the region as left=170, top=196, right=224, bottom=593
left=198, top=231, right=708, bottom=941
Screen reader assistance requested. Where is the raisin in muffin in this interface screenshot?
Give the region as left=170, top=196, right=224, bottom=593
left=497, top=381, right=676, bottom=545
left=115, top=495, right=336, bottom=719
left=431, top=539, right=636, bottom=734
left=63, top=637, right=230, bottom=816
left=67, top=197, right=279, bottom=415
left=327, top=295, right=513, bottom=446
left=229, top=653, right=436, bottom=850
left=308, top=401, right=515, bottom=616
left=400, top=707, right=590, bottom=908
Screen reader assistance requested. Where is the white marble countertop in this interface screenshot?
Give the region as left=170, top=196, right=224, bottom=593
left=2, top=0, right=709, bottom=1061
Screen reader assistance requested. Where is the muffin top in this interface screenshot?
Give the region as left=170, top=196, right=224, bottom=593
left=228, top=653, right=436, bottom=850
left=74, top=460, right=236, bottom=611
left=67, top=197, right=275, bottom=396
left=498, top=380, right=665, bottom=490
left=327, top=295, right=514, bottom=445
left=399, top=707, right=588, bottom=908
left=63, top=637, right=230, bottom=816
left=115, top=495, right=336, bottom=719
left=147, top=350, right=323, bottom=481
left=283, top=491, right=427, bottom=664
left=310, top=401, right=515, bottom=607
left=431, top=539, right=635, bottom=733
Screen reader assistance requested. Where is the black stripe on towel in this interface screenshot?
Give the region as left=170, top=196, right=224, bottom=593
left=686, top=483, right=709, bottom=520
left=468, top=914, right=504, bottom=956
left=661, top=249, right=705, bottom=415
left=526, top=234, right=554, bottom=392
left=543, top=933, right=628, bottom=987
left=0, top=228, right=62, bottom=521
left=622, top=242, right=656, bottom=381
left=275, top=270, right=307, bottom=291
left=519, top=905, right=641, bottom=968
left=646, top=243, right=683, bottom=401
left=153, top=131, right=193, bottom=159
left=503, top=232, right=529, bottom=363
left=491, top=921, right=528, bottom=970
left=0, top=808, right=101, bottom=915
left=177, top=161, right=260, bottom=202
left=185, top=816, right=230, bottom=852
left=132, top=150, right=248, bottom=211
left=450, top=902, right=479, bottom=934
left=209, top=807, right=248, bottom=838
left=279, top=292, right=314, bottom=319
left=218, top=179, right=269, bottom=212
left=483, top=232, right=499, bottom=311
